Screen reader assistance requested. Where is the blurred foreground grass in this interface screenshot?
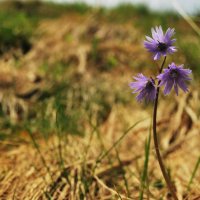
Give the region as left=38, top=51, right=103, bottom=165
left=0, top=1, right=200, bottom=199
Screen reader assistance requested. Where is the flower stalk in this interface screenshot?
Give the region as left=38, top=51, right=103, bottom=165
left=153, top=56, right=178, bottom=200
left=129, top=26, right=192, bottom=198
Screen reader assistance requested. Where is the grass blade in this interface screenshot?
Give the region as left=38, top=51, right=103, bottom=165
left=187, top=156, right=200, bottom=191
left=25, top=124, right=53, bottom=181
left=93, top=118, right=148, bottom=173
left=115, top=148, right=130, bottom=196
left=139, top=125, right=151, bottom=200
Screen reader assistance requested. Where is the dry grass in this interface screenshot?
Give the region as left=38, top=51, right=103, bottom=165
left=0, top=93, right=200, bottom=199
left=0, top=11, right=200, bottom=200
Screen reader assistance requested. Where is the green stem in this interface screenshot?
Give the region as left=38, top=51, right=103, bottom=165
left=153, top=56, right=178, bottom=200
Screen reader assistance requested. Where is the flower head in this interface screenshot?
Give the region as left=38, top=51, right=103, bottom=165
left=157, top=63, right=192, bottom=95
left=129, top=73, right=156, bottom=102
left=144, top=26, right=177, bottom=60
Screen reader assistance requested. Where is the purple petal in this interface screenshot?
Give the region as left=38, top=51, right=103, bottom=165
left=177, top=79, right=189, bottom=93
left=174, top=82, right=179, bottom=95
left=154, top=52, right=161, bottom=60
left=163, top=80, right=174, bottom=95
left=151, top=27, right=159, bottom=41
left=164, top=28, right=175, bottom=41
left=145, top=36, right=154, bottom=42
left=167, top=46, right=177, bottom=53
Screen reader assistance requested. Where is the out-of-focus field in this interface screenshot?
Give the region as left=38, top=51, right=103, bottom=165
left=0, top=1, right=200, bottom=199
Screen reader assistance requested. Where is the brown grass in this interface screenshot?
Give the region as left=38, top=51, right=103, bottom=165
left=0, top=12, right=199, bottom=200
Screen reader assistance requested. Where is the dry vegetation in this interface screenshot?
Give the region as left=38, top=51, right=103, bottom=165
left=0, top=2, right=200, bottom=200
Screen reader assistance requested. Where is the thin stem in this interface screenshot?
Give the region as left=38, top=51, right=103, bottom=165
left=187, top=155, right=200, bottom=191
left=92, top=119, right=146, bottom=174
left=26, top=126, right=53, bottom=182
left=159, top=56, right=166, bottom=74
left=153, top=56, right=178, bottom=200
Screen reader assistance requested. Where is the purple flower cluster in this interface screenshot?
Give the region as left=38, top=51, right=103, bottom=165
left=130, top=26, right=192, bottom=102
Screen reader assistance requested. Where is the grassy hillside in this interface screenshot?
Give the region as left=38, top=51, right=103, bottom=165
left=0, top=1, right=200, bottom=199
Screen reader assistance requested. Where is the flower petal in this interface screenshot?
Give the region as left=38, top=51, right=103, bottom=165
left=163, top=80, right=174, bottom=95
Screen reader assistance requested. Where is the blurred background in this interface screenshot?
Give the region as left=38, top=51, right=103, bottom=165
left=0, top=0, right=200, bottom=199
left=48, top=0, right=200, bottom=14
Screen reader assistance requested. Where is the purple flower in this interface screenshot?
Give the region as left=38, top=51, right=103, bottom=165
left=144, top=26, right=177, bottom=60
left=157, top=63, right=192, bottom=95
left=129, top=73, right=156, bottom=102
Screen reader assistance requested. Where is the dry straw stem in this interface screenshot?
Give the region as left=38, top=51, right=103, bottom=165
left=94, top=175, right=135, bottom=200
left=172, top=0, right=200, bottom=37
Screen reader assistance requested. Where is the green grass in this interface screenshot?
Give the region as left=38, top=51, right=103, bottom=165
left=93, top=119, right=147, bottom=172
left=139, top=126, right=151, bottom=200
left=0, top=10, right=34, bottom=55
left=0, top=1, right=90, bottom=56
left=25, top=123, right=53, bottom=181
left=187, top=156, right=200, bottom=191
left=0, top=1, right=91, bottom=18
left=115, top=148, right=130, bottom=196
left=179, top=39, right=200, bottom=76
